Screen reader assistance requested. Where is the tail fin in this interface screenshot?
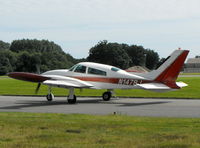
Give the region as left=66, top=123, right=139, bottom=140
left=145, top=50, right=189, bottom=89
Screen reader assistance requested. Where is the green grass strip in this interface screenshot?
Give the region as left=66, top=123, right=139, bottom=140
left=180, top=73, right=200, bottom=75
left=0, top=77, right=200, bottom=98
left=0, top=112, right=200, bottom=148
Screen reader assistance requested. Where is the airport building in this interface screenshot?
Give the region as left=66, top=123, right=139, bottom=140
left=184, top=56, right=200, bottom=73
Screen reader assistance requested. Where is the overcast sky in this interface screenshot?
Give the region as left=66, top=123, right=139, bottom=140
left=0, top=0, right=200, bottom=59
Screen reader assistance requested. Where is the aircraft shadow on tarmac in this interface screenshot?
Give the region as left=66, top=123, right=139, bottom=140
left=0, top=99, right=170, bottom=110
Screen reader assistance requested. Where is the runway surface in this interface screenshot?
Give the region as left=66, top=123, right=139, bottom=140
left=0, top=96, right=200, bottom=118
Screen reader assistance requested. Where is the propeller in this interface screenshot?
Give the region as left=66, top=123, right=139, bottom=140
left=35, top=83, right=41, bottom=94
left=35, top=65, right=41, bottom=94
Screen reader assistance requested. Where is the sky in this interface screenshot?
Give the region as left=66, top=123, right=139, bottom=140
left=0, top=0, right=200, bottom=59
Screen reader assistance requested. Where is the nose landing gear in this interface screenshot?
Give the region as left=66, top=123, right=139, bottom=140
left=46, top=87, right=54, bottom=101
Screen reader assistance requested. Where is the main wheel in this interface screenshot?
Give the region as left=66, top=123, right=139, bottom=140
left=102, top=91, right=112, bottom=101
left=68, top=95, right=77, bottom=104
left=46, top=93, right=54, bottom=101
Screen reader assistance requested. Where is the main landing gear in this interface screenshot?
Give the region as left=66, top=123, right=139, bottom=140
left=67, top=88, right=77, bottom=104
left=102, top=90, right=113, bottom=101
left=46, top=87, right=77, bottom=104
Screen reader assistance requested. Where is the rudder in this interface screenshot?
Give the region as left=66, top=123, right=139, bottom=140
left=145, top=50, right=189, bottom=89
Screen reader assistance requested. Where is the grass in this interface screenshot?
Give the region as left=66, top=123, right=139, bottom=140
left=1, top=76, right=200, bottom=99
left=0, top=76, right=200, bottom=98
left=0, top=112, right=200, bottom=148
left=180, top=73, right=200, bottom=75
left=0, top=76, right=200, bottom=147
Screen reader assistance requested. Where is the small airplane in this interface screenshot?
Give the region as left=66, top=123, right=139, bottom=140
left=8, top=49, right=189, bottom=104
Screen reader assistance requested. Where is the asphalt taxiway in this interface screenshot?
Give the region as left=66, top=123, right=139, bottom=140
left=0, top=96, right=200, bottom=118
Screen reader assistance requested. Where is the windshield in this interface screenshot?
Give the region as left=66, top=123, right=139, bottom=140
left=74, top=65, right=86, bottom=73
left=69, top=64, right=77, bottom=71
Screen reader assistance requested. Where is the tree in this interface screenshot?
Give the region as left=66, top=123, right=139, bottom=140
left=0, top=40, right=10, bottom=50
left=87, top=40, right=131, bottom=69
left=125, top=45, right=146, bottom=66
left=145, top=49, right=159, bottom=70
left=0, top=52, right=13, bottom=75
left=9, top=39, right=76, bottom=73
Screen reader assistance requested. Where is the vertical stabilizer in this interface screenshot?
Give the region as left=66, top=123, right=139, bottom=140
left=145, top=50, right=189, bottom=89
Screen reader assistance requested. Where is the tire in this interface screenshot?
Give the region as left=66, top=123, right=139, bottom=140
left=68, top=95, right=77, bottom=104
left=102, top=91, right=112, bottom=101
left=46, top=93, right=54, bottom=101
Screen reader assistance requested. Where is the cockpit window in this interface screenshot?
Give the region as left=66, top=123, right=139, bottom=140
left=88, top=67, right=106, bottom=76
left=74, top=65, right=86, bottom=73
left=69, top=64, right=77, bottom=71
left=111, top=67, right=120, bottom=72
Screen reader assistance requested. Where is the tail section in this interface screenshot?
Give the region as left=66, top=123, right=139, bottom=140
left=144, top=50, right=189, bottom=89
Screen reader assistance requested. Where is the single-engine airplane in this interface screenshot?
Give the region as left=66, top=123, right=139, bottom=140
left=8, top=49, right=189, bottom=104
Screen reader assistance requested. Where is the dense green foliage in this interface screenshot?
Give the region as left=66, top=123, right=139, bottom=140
left=87, top=40, right=131, bottom=69
left=0, top=39, right=78, bottom=75
left=0, top=40, right=10, bottom=50
left=87, top=40, right=160, bottom=69
left=0, top=39, right=161, bottom=75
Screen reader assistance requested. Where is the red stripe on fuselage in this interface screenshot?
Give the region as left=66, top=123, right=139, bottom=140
left=74, top=76, right=151, bottom=85
left=74, top=77, right=119, bottom=83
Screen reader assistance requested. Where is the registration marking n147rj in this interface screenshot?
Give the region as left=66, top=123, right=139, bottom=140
left=118, top=79, right=142, bottom=85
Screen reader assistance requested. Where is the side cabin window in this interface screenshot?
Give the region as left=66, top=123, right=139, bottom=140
left=111, top=67, right=120, bottom=72
left=74, top=65, right=86, bottom=73
left=88, top=67, right=106, bottom=76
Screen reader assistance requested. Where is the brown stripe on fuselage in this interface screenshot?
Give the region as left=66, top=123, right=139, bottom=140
left=73, top=76, right=152, bottom=85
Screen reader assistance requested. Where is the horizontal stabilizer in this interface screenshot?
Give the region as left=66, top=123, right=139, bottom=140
left=176, top=82, right=188, bottom=88
left=136, top=83, right=170, bottom=90
left=136, top=82, right=187, bottom=92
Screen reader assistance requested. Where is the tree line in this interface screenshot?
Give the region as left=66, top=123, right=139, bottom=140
left=87, top=40, right=161, bottom=70
left=0, top=39, right=163, bottom=75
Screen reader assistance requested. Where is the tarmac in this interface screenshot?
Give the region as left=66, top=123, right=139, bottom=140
left=0, top=96, right=200, bottom=118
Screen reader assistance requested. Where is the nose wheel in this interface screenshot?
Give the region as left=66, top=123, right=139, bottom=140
left=102, top=91, right=112, bottom=101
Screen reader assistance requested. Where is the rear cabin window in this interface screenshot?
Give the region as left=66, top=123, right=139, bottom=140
left=88, top=67, right=106, bottom=76
left=111, top=67, right=120, bottom=72
left=74, top=65, right=86, bottom=73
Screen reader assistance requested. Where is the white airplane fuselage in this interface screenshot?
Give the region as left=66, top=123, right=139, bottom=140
left=42, top=62, right=148, bottom=90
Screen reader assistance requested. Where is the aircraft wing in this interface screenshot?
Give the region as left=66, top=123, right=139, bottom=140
left=8, top=72, right=93, bottom=88
left=42, top=75, right=93, bottom=88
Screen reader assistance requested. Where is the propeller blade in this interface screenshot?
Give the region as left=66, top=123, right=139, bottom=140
left=35, top=83, right=41, bottom=94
